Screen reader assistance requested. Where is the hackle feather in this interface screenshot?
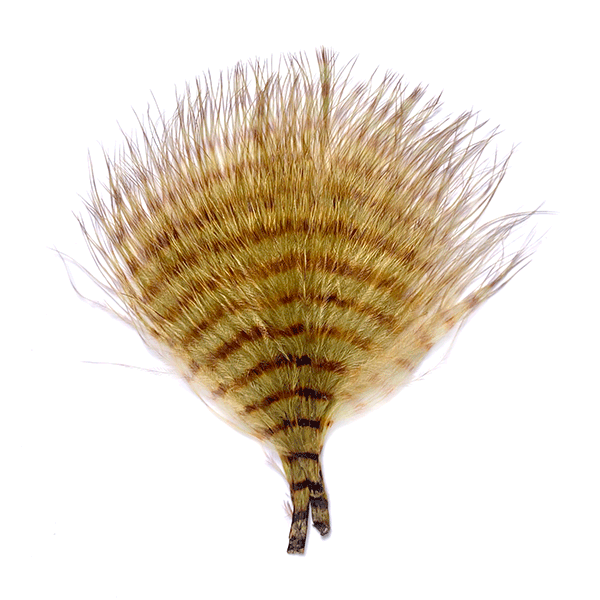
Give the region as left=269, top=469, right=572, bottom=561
left=79, top=48, right=535, bottom=553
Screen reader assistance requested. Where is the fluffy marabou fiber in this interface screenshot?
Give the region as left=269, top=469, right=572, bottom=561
left=80, top=48, right=534, bottom=554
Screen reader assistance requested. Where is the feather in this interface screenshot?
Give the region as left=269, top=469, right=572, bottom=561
left=79, top=48, right=536, bottom=553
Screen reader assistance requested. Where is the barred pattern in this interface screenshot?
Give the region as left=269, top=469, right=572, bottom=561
left=80, top=49, right=534, bottom=553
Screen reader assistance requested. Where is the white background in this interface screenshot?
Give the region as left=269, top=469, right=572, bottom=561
left=1, top=1, right=598, bottom=598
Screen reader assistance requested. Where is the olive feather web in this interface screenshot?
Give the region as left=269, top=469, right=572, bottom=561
left=79, top=48, right=535, bottom=554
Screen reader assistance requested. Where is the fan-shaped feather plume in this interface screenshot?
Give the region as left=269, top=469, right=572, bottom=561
left=79, top=48, right=534, bottom=554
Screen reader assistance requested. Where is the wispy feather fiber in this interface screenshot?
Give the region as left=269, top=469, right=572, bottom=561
left=80, top=49, right=534, bottom=553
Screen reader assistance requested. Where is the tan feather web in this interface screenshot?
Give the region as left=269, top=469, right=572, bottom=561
left=79, top=48, right=536, bottom=553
